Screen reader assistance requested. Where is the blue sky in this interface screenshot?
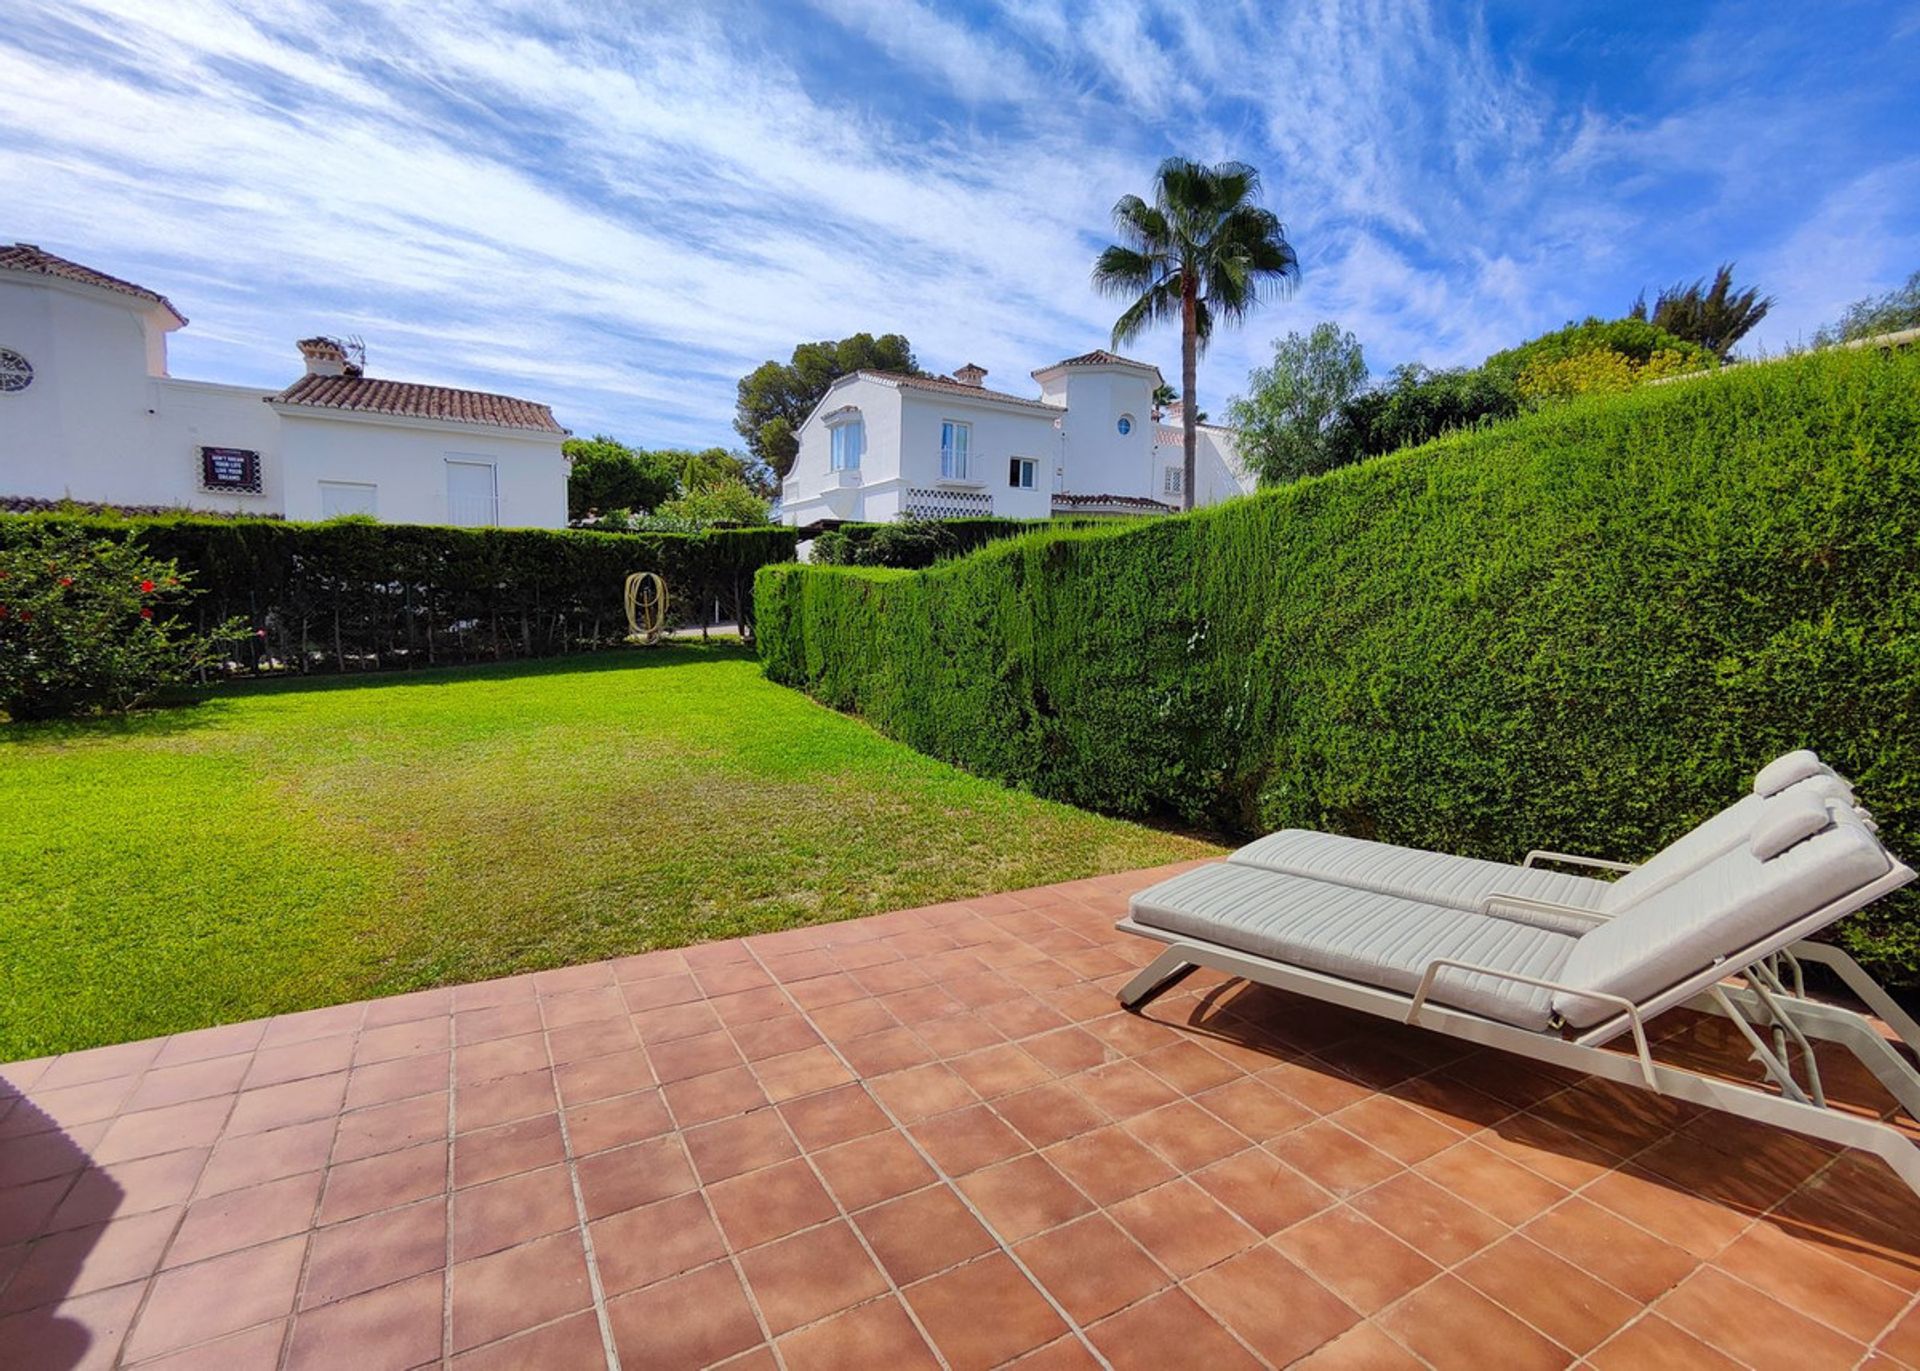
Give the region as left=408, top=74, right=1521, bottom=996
left=2, top=1, right=1916, bottom=448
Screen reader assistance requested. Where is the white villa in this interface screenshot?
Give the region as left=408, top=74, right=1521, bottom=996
left=0, top=243, right=569, bottom=527
left=776, top=349, right=1252, bottom=528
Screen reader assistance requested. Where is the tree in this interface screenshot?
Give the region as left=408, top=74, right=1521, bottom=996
left=662, top=446, right=775, bottom=500
left=734, top=334, right=920, bottom=480
left=1325, top=364, right=1521, bottom=466
left=1227, top=323, right=1368, bottom=485
left=656, top=482, right=772, bottom=526
left=1628, top=263, right=1772, bottom=360
left=564, top=436, right=678, bottom=520
left=1814, top=268, right=1920, bottom=346
left=1092, top=157, right=1300, bottom=510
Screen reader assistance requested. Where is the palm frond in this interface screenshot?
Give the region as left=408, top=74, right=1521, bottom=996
left=1110, top=278, right=1183, bottom=348
left=1092, top=245, right=1165, bottom=299
left=1094, top=155, right=1300, bottom=353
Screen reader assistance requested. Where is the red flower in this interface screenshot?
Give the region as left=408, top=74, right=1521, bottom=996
left=140, top=607, right=153, bottom=620
left=59, top=575, right=73, bottom=588
left=17, top=610, right=31, bottom=623
left=140, top=579, right=156, bottom=593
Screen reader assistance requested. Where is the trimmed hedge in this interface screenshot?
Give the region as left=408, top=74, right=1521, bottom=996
left=758, top=346, right=1920, bottom=976
left=810, top=517, right=1108, bottom=568
left=0, top=516, right=796, bottom=672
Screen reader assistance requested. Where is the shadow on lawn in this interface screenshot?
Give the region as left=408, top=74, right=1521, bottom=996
left=207, top=640, right=754, bottom=697
left=1, top=642, right=756, bottom=739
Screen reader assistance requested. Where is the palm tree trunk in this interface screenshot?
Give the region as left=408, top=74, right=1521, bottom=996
left=1181, top=278, right=1198, bottom=512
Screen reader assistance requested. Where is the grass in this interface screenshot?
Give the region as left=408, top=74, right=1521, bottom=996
left=0, top=645, right=1221, bottom=1059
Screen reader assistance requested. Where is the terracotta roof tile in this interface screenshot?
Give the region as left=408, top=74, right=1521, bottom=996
left=1036, top=349, right=1159, bottom=373
left=272, top=374, right=566, bottom=434
left=0, top=242, right=186, bottom=324
left=1051, top=492, right=1175, bottom=513
left=857, top=370, right=1062, bottom=413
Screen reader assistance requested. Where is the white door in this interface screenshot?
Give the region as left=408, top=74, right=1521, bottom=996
left=446, top=459, right=498, bottom=527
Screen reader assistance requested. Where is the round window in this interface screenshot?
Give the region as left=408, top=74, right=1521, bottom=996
left=1117, top=415, right=1133, bottom=435
left=0, top=347, right=33, bottom=393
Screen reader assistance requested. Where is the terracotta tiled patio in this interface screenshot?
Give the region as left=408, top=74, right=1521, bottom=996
left=3, top=860, right=1919, bottom=1370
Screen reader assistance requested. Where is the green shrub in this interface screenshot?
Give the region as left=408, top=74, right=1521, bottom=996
left=811, top=517, right=1105, bottom=569
left=757, top=347, right=1920, bottom=978
left=0, top=526, right=241, bottom=718
left=1485, top=316, right=1715, bottom=383
left=0, top=516, right=796, bottom=674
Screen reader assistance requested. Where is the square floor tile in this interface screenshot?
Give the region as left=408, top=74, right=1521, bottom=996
left=738, top=1220, right=889, bottom=1335
left=855, top=1185, right=996, bottom=1284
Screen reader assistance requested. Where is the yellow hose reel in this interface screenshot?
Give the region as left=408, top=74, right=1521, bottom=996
left=623, top=572, right=668, bottom=646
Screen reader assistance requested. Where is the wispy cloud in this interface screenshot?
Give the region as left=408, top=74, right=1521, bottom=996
left=1, top=0, right=1913, bottom=443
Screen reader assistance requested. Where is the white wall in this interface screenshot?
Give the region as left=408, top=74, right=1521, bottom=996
left=1, top=271, right=567, bottom=527
left=779, top=374, right=904, bottom=525
left=277, top=410, right=567, bottom=527
left=895, top=391, right=1057, bottom=520
left=1153, top=423, right=1255, bottom=507
left=778, top=358, right=1249, bottom=525
left=1048, top=366, right=1158, bottom=498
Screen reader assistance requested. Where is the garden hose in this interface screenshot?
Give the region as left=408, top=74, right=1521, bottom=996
left=624, top=572, right=668, bottom=646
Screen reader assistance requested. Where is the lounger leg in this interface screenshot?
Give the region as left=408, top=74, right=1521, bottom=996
left=1706, top=985, right=1920, bottom=1121
left=1788, top=941, right=1920, bottom=1057
left=1118, top=950, right=1200, bottom=1010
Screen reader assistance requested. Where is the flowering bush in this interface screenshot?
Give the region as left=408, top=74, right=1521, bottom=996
left=0, top=527, right=240, bottom=720
left=1517, top=345, right=1708, bottom=404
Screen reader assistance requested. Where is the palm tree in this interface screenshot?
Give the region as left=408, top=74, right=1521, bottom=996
left=1093, top=158, right=1299, bottom=510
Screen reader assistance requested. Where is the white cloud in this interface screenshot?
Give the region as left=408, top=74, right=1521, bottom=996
left=0, top=0, right=1912, bottom=445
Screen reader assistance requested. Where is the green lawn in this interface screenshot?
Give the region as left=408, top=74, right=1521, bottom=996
left=0, top=646, right=1221, bottom=1059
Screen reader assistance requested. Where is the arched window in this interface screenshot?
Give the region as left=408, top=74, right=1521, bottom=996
left=829, top=413, right=864, bottom=471
left=1117, top=414, right=1135, bottom=436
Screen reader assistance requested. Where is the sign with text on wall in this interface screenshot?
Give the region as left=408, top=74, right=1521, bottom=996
left=200, top=446, right=263, bottom=494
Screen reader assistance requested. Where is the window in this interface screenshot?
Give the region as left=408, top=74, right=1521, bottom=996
left=940, top=421, right=970, bottom=479
left=319, top=481, right=377, bottom=519
left=1117, top=415, right=1134, bottom=436
left=446, top=459, right=498, bottom=527
left=1162, top=466, right=1184, bottom=497
left=830, top=419, right=863, bottom=471
left=1009, top=457, right=1037, bottom=489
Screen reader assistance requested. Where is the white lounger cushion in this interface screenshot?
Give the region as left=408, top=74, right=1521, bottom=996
left=1130, top=863, right=1577, bottom=1031
left=1552, top=801, right=1892, bottom=1027
left=1230, top=830, right=1608, bottom=909
left=1230, top=767, right=1856, bottom=918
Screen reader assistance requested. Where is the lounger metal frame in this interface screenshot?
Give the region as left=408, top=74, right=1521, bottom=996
left=1115, top=858, right=1920, bottom=1198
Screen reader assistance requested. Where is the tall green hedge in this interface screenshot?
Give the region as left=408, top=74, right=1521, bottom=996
left=0, top=516, right=796, bottom=672
left=758, top=347, right=1920, bottom=975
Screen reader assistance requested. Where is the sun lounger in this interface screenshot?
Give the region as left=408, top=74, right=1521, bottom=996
left=1117, top=790, right=1920, bottom=1197
left=1224, top=749, right=1920, bottom=1068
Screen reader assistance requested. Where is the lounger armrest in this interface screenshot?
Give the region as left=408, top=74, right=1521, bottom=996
left=1522, top=849, right=1638, bottom=874
left=1408, top=958, right=1657, bottom=1087
left=1476, top=893, right=1609, bottom=934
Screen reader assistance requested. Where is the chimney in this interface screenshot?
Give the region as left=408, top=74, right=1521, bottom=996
left=297, top=336, right=363, bottom=378
left=954, top=362, right=988, bottom=388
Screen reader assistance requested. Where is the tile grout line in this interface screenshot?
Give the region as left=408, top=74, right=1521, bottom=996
left=114, top=1020, right=281, bottom=1369
left=738, top=929, right=1097, bottom=1367
left=538, top=989, right=626, bottom=1371
left=441, top=1008, right=459, bottom=1368
left=624, top=973, right=791, bottom=1371
left=738, top=915, right=1234, bottom=1371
